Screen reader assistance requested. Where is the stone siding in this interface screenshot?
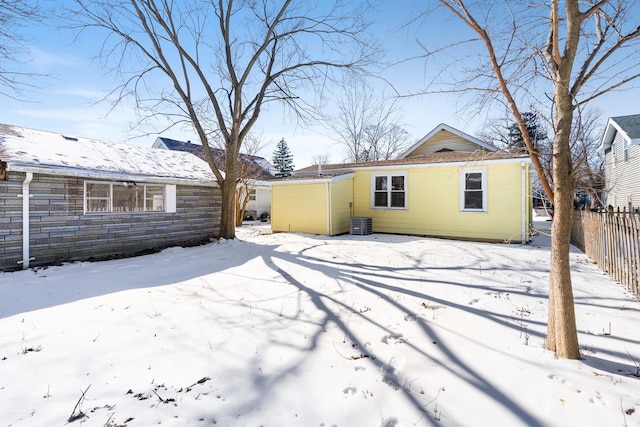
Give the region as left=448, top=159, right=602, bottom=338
left=0, top=171, right=220, bottom=271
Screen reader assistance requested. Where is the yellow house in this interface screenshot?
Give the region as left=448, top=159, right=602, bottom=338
left=271, top=125, right=533, bottom=243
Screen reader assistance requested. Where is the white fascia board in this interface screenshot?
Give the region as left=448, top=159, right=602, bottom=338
left=597, top=117, right=640, bottom=152
left=270, top=173, right=355, bottom=186
left=353, top=157, right=531, bottom=172
left=7, top=164, right=219, bottom=187
left=598, top=118, right=619, bottom=152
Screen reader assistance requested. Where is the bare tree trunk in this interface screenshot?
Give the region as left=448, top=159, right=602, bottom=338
left=219, top=136, right=240, bottom=239
left=219, top=179, right=236, bottom=238
left=235, top=183, right=251, bottom=226
left=546, top=90, right=580, bottom=358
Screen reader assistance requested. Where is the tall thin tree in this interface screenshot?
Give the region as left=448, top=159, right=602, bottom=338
left=417, top=0, right=640, bottom=358
left=68, top=0, right=377, bottom=238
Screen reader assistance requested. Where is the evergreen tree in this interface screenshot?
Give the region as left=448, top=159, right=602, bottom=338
left=507, top=112, right=548, bottom=154
left=272, top=138, right=294, bottom=178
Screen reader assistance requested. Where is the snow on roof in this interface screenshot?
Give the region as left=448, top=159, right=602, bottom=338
left=0, top=124, right=217, bottom=185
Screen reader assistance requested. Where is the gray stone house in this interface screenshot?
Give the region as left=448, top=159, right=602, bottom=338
left=0, top=124, right=221, bottom=271
left=598, top=114, right=640, bottom=209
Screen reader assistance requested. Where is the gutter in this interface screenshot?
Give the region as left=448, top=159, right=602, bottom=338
left=18, top=172, right=34, bottom=269
left=521, top=162, right=526, bottom=243
left=325, top=181, right=331, bottom=236
left=8, top=164, right=218, bottom=187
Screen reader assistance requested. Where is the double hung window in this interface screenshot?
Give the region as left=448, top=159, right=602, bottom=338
left=372, top=173, right=406, bottom=209
left=461, top=168, right=487, bottom=212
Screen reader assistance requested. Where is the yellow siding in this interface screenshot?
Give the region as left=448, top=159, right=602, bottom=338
left=352, top=162, right=530, bottom=242
left=408, top=130, right=482, bottom=157
left=271, top=182, right=328, bottom=234
left=329, top=178, right=353, bottom=235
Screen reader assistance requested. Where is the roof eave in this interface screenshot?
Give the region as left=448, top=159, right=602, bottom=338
left=598, top=118, right=625, bottom=152
left=6, top=163, right=219, bottom=187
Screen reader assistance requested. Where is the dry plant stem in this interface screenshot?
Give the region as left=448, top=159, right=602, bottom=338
left=67, top=385, right=91, bottom=422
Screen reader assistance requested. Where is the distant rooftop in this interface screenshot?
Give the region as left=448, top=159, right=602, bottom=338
left=154, top=137, right=276, bottom=180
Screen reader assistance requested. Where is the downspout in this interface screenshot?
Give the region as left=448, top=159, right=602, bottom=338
left=326, top=180, right=331, bottom=236
left=521, top=162, right=526, bottom=243
left=19, top=172, right=34, bottom=269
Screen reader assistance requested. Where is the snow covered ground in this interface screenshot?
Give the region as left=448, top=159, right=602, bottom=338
left=1, top=218, right=639, bottom=427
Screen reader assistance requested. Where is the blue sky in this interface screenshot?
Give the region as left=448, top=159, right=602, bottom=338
left=2, top=1, right=639, bottom=166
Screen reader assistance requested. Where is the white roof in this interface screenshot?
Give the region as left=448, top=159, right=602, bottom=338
left=0, top=124, right=217, bottom=186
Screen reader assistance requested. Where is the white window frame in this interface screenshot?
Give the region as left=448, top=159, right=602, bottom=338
left=84, top=181, right=174, bottom=214
left=460, top=167, right=487, bottom=212
left=248, top=189, right=257, bottom=201
left=612, top=141, right=617, bottom=167
left=370, top=172, right=408, bottom=210
left=623, top=137, right=629, bottom=161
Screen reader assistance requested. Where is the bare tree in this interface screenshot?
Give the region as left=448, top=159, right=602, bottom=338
left=326, top=79, right=409, bottom=162
left=234, top=133, right=269, bottom=226
left=416, top=1, right=640, bottom=358
left=570, top=110, right=605, bottom=210
left=312, top=153, right=331, bottom=165
left=483, top=109, right=604, bottom=210
left=68, top=0, right=377, bottom=239
left=0, top=0, right=43, bottom=99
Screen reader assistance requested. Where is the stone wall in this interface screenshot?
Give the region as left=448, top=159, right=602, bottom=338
left=0, top=171, right=221, bottom=271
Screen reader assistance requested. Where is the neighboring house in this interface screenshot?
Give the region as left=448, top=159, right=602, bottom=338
left=598, top=114, right=640, bottom=209
left=153, top=137, right=273, bottom=218
left=0, top=124, right=220, bottom=271
left=272, top=124, right=531, bottom=243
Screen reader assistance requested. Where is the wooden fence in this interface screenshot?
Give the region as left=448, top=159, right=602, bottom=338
left=571, top=207, right=640, bottom=297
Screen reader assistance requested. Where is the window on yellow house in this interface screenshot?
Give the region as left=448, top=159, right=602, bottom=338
left=372, top=173, right=406, bottom=209
left=461, top=168, right=487, bottom=212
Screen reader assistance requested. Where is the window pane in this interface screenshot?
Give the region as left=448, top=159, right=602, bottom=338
left=145, top=186, right=165, bottom=211
left=391, top=176, right=404, bottom=191
left=465, top=191, right=483, bottom=209
left=87, top=199, right=109, bottom=212
left=465, top=173, right=482, bottom=190
left=375, top=176, right=387, bottom=191
left=374, top=192, right=388, bottom=207
left=86, top=183, right=110, bottom=198
left=391, top=192, right=405, bottom=208
left=113, top=185, right=142, bottom=212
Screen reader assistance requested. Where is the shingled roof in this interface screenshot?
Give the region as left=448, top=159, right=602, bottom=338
left=598, top=114, right=640, bottom=152
left=0, top=124, right=217, bottom=185
left=154, top=137, right=275, bottom=180
left=294, top=150, right=530, bottom=178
